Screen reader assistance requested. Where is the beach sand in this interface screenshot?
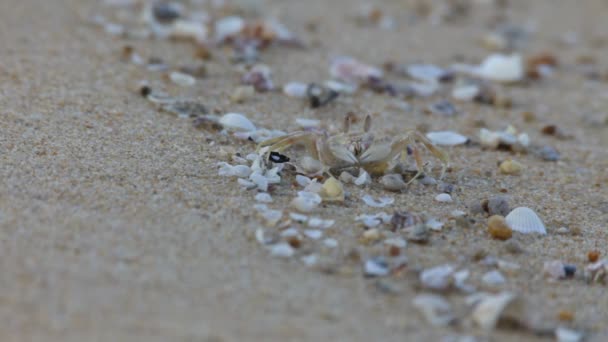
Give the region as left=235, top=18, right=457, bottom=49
left=0, top=0, right=607, bottom=341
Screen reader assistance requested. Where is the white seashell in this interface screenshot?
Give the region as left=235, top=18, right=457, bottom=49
left=435, top=193, right=453, bottom=203
left=409, top=82, right=439, bottom=97
left=303, top=180, right=323, bottom=194
left=307, top=217, right=334, bottom=229
left=237, top=178, right=256, bottom=189
left=217, top=162, right=251, bottom=178
left=451, top=84, right=480, bottom=101
left=249, top=172, right=269, bottom=192
left=295, top=175, right=312, bottom=187
left=255, top=228, right=275, bottom=245
left=425, top=218, right=444, bottom=231
left=356, top=214, right=382, bottom=228
left=420, top=264, right=454, bottom=291
left=291, top=191, right=322, bottom=213
left=329, top=56, right=383, bottom=85
left=269, top=243, right=294, bottom=258
left=289, top=212, right=308, bottom=222
left=170, top=20, right=208, bottom=43
left=364, top=258, right=390, bottom=277
left=295, top=118, right=320, bottom=128
left=169, top=71, right=196, bottom=86
left=384, top=237, right=407, bottom=248
left=354, top=169, right=371, bottom=186
left=475, top=54, right=524, bottom=83
left=323, top=238, right=338, bottom=248
left=255, top=193, right=273, bottom=203
left=301, top=254, right=318, bottom=267
left=543, top=260, right=567, bottom=280
left=470, top=292, right=525, bottom=330
left=426, top=131, right=469, bottom=146
left=283, top=82, right=308, bottom=98
left=219, top=113, right=256, bottom=132
left=214, top=16, right=244, bottom=42
left=482, top=270, right=506, bottom=286
left=406, top=64, right=449, bottom=83
left=413, top=294, right=454, bottom=327
left=324, top=80, right=357, bottom=94
left=280, top=228, right=299, bottom=237
left=259, top=208, right=282, bottom=226
left=556, top=327, right=584, bottom=342
left=505, top=207, right=546, bottom=234
left=303, top=229, right=323, bottom=240
left=361, top=195, right=394, bottom=208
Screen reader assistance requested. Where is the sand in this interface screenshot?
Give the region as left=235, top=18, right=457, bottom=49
left=0, top=0, right=607, bottom=341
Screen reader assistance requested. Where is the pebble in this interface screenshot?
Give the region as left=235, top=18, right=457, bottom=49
left=543, top=260, right=576, bottom=280
left=303, top=229, right=323, bottom=240
left=435, top=193, right=453, bottom=203
left=499, top=159, right=524, bottom=175
left=323, top=238, right=338, bottom=248
left=476, top=54, right=524, bottom=83
left=555, top=327, right=583, bottom=342
left=420, top=264, right=454, bottom=291
left=283, top=82, right=309, bottom=98
left=362, top=195, right=394, bottom=208
left=426, top=131, right=469, bottom=146
left=380, top=174, right=407, bottom=191
left=588, top=251, right=600, bottom=263
left=452, top=84, right=480, bottom=101
left=487, top=196, right=510, bottom=216
left=487, top=215, right=512, bottom=240
left=320, top=177, right=345, bottom=202
left=219, top=113, right=256, bottom=132
left=537, top=145, right=560, bottom=161
left=291, top=191, right=322, bottom=213
left=426, top=100, right=458, bottom=116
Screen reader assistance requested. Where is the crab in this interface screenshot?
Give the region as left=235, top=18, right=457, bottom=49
left=257, top=114, right=449, bottom=183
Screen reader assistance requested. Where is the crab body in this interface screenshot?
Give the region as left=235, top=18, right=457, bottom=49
left=258, top=115, right=449, bottom=182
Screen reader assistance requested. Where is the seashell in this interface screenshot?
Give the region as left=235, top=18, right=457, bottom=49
left=425, top=218, right=444, bottom=231
left=380, top=174, right=407, bottom=191
left=169, top=20, right=208, bottom=43
left=289, top=212, right=308, bottom=222
left=356, top=214, right=383, bottom=228
left=435, top=193, right=453, bottom=203
left=354, top=169, right=371, bottom=186
left=323, top=238, right=338, bottom=248
left=362, top=195, right=394, bottom=208
left=269, top=243, right=294, bottom=258
left=452, top=84, right=480, bottom=101
left=475, top=54, right=524, bottom=83
left=482, top=270, right=506, bottom=286
left=555, top=327, right=583, bottom=342
left=214, top=16, right=244, bottom=43
left=329, top=56, right=383, bottom=85
left=363, top=257, right=390, bottom=277
left=217, top=162, right=251, bottom=178
left=283, top=82, right=309, bottom=98
left=291, top=191, right=322, bottom=213
left=320, top=177, right=344, bottom=202
left=303, top=180, right=323, bottom=194
left=505, top=207, right=546, bottom=235
left=249, top=172, right=269, bottom=192
left=324, top=80, right=357, bottom=94
left=307, top=217, right=334, bottom=229
left=219, top=113, right=256, bottom=132
left=301, top=254, right=318, bottom=267
left=254, top=193, right=273, bottom=203
left=406, top=64, right=451, bottom=83
left=303, top=229, right=323, bottom=240
left=169, top=71, right=196, bottom=86
left=426, top=131, right=469, bottom=146
left=295, top=118, right=320, bottom=128
left=420, top=264, right=454, bottom=291
left=413, top=294, right=454, bottom=327
left=384, top=237, right=407, bottom=248
left=470, top=292, right=525, bottom=330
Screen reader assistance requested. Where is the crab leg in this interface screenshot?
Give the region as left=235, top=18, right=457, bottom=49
left=389, top=131, right=450, bottom=183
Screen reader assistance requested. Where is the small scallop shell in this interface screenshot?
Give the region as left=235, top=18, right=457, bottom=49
left=426, top=131, right=468, bottom=146
left=505, top=207, right=546, bottom=235
left=219, top=113, right=256, bottom=132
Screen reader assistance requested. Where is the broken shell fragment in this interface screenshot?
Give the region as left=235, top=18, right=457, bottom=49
left=435, top=193, right=453, bottom=203
left=320, top=177, right=345, bottom=202
left=329, top=56, right=383, bottom=85
left=426, top=131, right=468, bottom=146
left=291, top=191, right=322, bottom=213
left=475, top=54, right=524, bottom=83
left=283, top=82, right=309, bottom=98
left=470, top=292, right=526, bottom=330
left=169, top=71, right=196, bottom=86
left=413, top=294, right=454, bottom=327
left=505, top=207, right=546, bottom=235
left=499, top=159, right=524, bottom=175
left=420, top=264, right=454, bottom=291
left=219, top=113, right=256, bottom=132
left=362, top=195, right=394, bottom=208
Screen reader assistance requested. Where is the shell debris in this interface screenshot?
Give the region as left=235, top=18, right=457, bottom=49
left=505, top=207, right=547, bottom=235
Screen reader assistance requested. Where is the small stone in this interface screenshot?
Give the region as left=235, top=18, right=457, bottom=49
left=435, top=193, right=453, bottom=203
left=537, top=145, right=560, bottom=161
left=291, top=191, right=322, bottom=213
left=426, top=100, right=458, bottom=116
left=361, top=228, right=381, bottom=244
left=487, top=215, right=512, bottom=240
left=255, top=193, right=273, bottom=203
left=557, top=310, right=574, bottom=322
left=270, top=243, right=295, bottom=258
left=588, top=251, right=600, bottom=263
left=230, top=85, right=255, bottom=103
left=283, top=82, right=308, bottom=98
left=413, top=294, right=454, bottom=327
left=556, top=227, right=570, bottom=234
left=380, top=174, right=407, bottom=191
left=420, top=264, right=454, bottom=291
left=555, top=327, right=583, bottom=342
left=320, top=177, right=345, bottom=202
left=499, top=159, right=524, bottom=175
left=476, top=54, right=524, bottom=83
left=543, top=260, right=576, bottom=280
left=487, top=196, right=510, bottom=216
